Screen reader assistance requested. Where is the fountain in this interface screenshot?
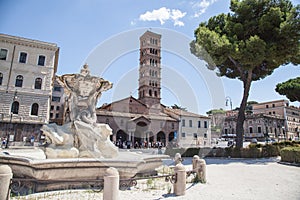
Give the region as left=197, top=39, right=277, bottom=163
left=0, top=64, right=168, bottom=194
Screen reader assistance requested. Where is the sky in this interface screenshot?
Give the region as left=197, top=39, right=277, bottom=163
left=1, top=0, right=299, bottom=115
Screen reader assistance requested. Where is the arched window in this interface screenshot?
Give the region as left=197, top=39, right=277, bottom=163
left=31, top=103, right=39, bottom=116
left=149, top=89, right=152, bottom=96
left=34, top=78, right=42, bottom=89
left=15, top=75, right=23, bottom=87
left=11, top=101, right=19, bottom=114
left=154, top=91, right=157, bottom=97
left=0, top=72, right=3, bottom=85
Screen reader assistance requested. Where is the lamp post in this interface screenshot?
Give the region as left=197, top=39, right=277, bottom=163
left=5, top=91, right=18, bottom=148
left=225, top=96, right=232, bottom=111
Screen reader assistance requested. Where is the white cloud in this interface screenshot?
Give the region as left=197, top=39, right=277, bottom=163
left=139, top=7, right=186, bottom=27
left=191, top=0, right=217, bottom=17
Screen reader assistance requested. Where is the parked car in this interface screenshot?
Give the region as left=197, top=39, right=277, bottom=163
left=251, top=138, right=258, bottom=144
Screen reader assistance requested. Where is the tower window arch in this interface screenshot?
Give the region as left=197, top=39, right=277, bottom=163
left=31, top=103, right=39, bottom=116
left=15, top=75, right=23, bottom=87
left=34, top=78, right=42, bottom=89
left=0, top=72, right=3, bottom=85
left=149, top=89, right=152, bottom=96
left=154, top=91, right=157, bottom=97
left=11, top=101, right=19, bottom=114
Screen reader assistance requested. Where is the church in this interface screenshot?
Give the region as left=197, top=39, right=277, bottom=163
left=96, top=30, right=211, bottom=148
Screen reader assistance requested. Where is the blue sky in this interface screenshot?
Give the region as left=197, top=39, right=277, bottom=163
left=1, top=0, right=299, bottom=115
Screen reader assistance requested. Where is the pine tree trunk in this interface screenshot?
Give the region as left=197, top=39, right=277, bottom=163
left=235, top=72, right=252, bottom=148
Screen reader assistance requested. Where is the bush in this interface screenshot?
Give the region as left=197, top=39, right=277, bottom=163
left=262, top=144, right=280, bottom=157
left=280, top=147, right=300, bottom=163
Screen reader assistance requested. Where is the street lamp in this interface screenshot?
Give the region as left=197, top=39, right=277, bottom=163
left=225, top=96, right=233, bottom=111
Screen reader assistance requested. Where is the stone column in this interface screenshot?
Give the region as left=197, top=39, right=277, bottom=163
left=0, top=165, right=13, bottom=200
left=192, top=155, right=200, bottom=170
left=174, top=153, right=182, bottom=165
left=103, top=167, right=119, bottom=200
left=173, top=163, right=186, bottom=196
left=198, top=159, right=207, bottom=183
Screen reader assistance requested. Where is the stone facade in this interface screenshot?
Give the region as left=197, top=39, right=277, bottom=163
left=252, top=100, right=300, bottom=140
left=49, top=76, right=65, bottom=125
left=164, top=108, right=211, bottom=147
left=0, top=33, right=59, bottom=143
left=223, top=113, right=285, bottom=140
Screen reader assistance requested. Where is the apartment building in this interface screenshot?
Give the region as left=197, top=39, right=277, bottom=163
left=0, top=34, right=59, bottom=144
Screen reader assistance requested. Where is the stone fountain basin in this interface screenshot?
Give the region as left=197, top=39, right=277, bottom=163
left=0, top=149, right=169, bottom=192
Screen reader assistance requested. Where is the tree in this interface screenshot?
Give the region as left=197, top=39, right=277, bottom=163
left=171, top=104, right=187, bottom=111
left=190, top=0, right=300, bottom=148
left=276, top=77, right=300, bottom=102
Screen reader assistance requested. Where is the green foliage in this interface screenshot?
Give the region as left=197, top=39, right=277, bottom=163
left=190, top=0, right=300, bottom=148
left=276, top=77, right=300, bottom=102
left=280, top=146, right=300, bottom=163
left=206, top=108, right=226, bottom=115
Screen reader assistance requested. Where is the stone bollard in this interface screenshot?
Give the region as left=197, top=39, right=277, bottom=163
left=192, top=155, right=200, bottom=171
left=197, top=159, right=207, bottom=183
left=173, top=163, right=186, bottom=196
left=174, top=153, right=182, bottom=165
left=192, top=155, right=207, bottom=183
left=103, top=167, right=119, bottom=200
left=0, top=165, right=13, bottom=200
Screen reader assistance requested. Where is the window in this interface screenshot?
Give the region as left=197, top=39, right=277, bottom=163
left=31, top=103, right=39, bottom=116
left=266, top=105, right=269, bottom=108
left=0, top=49, right=8, bottom=60
left=53, top=86, right=61, bottom=92
left=258, top=127, right=262, bottom=133
left=34, top=78, right=42, bottom=89
left=38, top=55, right=45, bottom=66
left=50, top=113, right=53, bottom=118
left=51, top=96, right=61, bottom=102
left=106, top=118, right=109, bottom=124
left=198, top=121, right=201, bottom=128
left=193, top=133, right=198, bottom=139
left=19, top=52, right=27, bottom=63
left=171, top=123, right=174, bottom=129
left=189, top=120, right=192, bottom=127
left=182, top=119, right=185, bottom=127
left=0, top=73, right=3, bottom=85
left=204, top=121, right=208, bottom=128
left=204, top=133, right=207, bottom=138
left=181, top=132, right=186, bottom=137
left=56, top=106, right=60, bottom=110
left=55, top=113, right=59, bottom=118
left=11, top=101, right=19, bottom=114
left=50, top=105, right=54, bottom=110
left=15, top=75, right=23, bottom=87
left=249, top=127, right=253, bottom=133
left=272, top=104, right=275, bottom=108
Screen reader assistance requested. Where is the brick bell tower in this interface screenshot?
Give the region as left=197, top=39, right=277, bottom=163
left=138, top=31, right=162, bottom=113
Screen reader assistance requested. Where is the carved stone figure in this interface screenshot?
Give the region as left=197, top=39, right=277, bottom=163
left=41, top=64, right=118, bottom=158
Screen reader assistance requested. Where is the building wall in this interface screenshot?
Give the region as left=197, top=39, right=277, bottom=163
left=252, top=100, right=300, bottom=140
left=0, top=34, right=59, bottom=143
left=223, top=114, right=285, bottom=140
left=178, top=116, right=211, bottom=147
left=49, top=77, right=65, bottom=125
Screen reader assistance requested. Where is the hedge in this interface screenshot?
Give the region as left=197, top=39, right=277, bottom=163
left=280, top=147, right=300, bottom=164
left=164, top=141, right=299, bottom=158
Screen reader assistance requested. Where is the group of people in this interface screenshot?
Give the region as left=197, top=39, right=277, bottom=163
left=114, top=140, right=164, bottom=149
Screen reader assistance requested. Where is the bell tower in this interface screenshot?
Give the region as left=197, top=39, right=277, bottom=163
left=138, top=31, right=162, bottom=112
